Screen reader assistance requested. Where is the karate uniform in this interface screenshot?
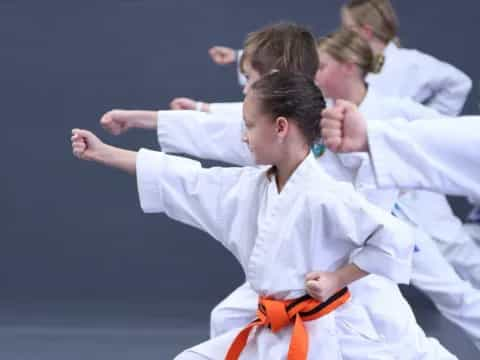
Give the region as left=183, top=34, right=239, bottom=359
left=366, top=42, right=472, bottom=116
left=360, top=43, right=479, bottom=285
left=359, top=91, right=480, bottom=351
left=155, top=98, right=480, bottom=352
left=135, top=149, right=454, bottom=359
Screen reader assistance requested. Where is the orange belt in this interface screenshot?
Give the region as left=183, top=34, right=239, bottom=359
left=225, top=287, right=350, bottom=360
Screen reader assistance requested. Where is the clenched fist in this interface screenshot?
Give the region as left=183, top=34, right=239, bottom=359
left=208, top=46, right=236, bottom=65
left=321, top=100, right=368, bottom=153
left=305, top=271, right=343, bottom=302
left=100, top=110, right=132, bottom=136
left=71, top=129, right=107, bottom=161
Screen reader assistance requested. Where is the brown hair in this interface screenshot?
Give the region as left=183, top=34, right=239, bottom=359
left=240, top=22, right=319, bottom=80
left=251, top=72, right=326, bottom=146
left=343, top=0, right=399, bottom=45
left=317, top=29, right=383, bottom=76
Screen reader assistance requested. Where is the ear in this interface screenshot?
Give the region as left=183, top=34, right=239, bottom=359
left=360, top=24, right=375, bottom=40
left=275, top=116, right=289, bottom=140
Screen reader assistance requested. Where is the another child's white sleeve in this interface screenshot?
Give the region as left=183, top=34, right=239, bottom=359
left=209, top=102, right=244, bottom=115
left=416, top=52, right=472, bottom=116
left=136, top=149, right=240, bottom=242
left=156, top=110, right=254, bottom=166
left=236, top=49, right=247, bottom=86
left=367, top=117, right=480, bottom=202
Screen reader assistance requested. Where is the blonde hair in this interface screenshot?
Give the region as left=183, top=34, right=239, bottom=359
left=317, top=29, right=383, bottom=76
left=343, top=0, right=399, bottom=45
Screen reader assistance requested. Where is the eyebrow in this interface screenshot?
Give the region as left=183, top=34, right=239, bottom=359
left=243, top=115, right=254, bottom=127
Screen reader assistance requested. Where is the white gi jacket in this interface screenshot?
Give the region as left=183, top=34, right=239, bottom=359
left=154, top=107, right=456, bottom=359
left=364, top=42, right=472, bottom=116
left=136, top=150, right=456, bottom=359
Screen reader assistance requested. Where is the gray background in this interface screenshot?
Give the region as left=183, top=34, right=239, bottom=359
left=1, top=1, right=479, bottom=358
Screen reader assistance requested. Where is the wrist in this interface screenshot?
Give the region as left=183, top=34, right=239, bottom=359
left=333, top=271, right=346, bottom=289
left=93, top=143, right=117, bottom=164
left=134, top=111, right=158, bottom=130
left=196, top=102, right=210, bottom=113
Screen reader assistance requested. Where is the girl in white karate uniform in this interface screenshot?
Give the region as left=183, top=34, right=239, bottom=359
left=97, top=23, right=463, bottom=356
left=341, top=0, right=480, bottom=291
left=72, top=72, right=455, bottom=359
left=315, top=29, right=480, bottom=351
left=345, top=0, right=473, bottom=115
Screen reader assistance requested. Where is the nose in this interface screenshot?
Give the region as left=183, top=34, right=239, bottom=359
left=241, top=128, right=249, bottom=144
left=241, top=124, right=249, bottom=144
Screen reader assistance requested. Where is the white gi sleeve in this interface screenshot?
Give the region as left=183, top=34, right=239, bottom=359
left=236, top=49, right=247, bottom=86
left=209, top=102, right=244, bottom=115
left=321, top=193, right=414, bottom=284
left=136, top=149, right=242, bottom=242
left=367, top=116, right=480, bottom=202
left=156, top=110, right=254, bottom=166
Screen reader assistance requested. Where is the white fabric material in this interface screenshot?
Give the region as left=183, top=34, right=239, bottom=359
left=236, top=49, right=247, bottom=86
left=362, top=93, right=480, bottom=350
left=465, top=223, right=480, bottom=246
left=363, top=43, right=477, bottom=202
left=136, top=150, right=454, bottom=359
left=209, top=102, right=243, bottom=116
left=359, top=91, right=480, bottom=288
left=367, top=116, right=480, bottom=202
left=393, top=210, right=480, bottom=353
left=397, top=191, right=480, bottom=288
left=366, top=42, right=472, bottom=116
left=157, top=110, right=253, bottom=166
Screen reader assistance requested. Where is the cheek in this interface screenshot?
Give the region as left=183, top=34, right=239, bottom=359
left=243, top=81, right=251, bottom=95
left=315, top=69, right=334, bottom=94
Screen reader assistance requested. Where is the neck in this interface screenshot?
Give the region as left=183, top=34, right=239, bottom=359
left=274, top=144, right=310, bottom=193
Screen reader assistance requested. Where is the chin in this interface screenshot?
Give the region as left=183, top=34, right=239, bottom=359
left=254, top=157, right=274, bottom=166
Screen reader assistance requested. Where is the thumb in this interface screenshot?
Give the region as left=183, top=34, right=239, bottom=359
left=334, top=99, right=357, bottom=114
left=71, top=128, right=97, bottom=143
left=305, top=271, right=325, bottom=282
left=306, top=279, right=321, bottom=291
left=100, top=111, right=114, bottom=126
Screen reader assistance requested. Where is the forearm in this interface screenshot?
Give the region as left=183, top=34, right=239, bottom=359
left=335, top=263, right=368, bottom=288
left=94, top=145, right=138, bottom=175
left=123, top=110, right=158, bottom=130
